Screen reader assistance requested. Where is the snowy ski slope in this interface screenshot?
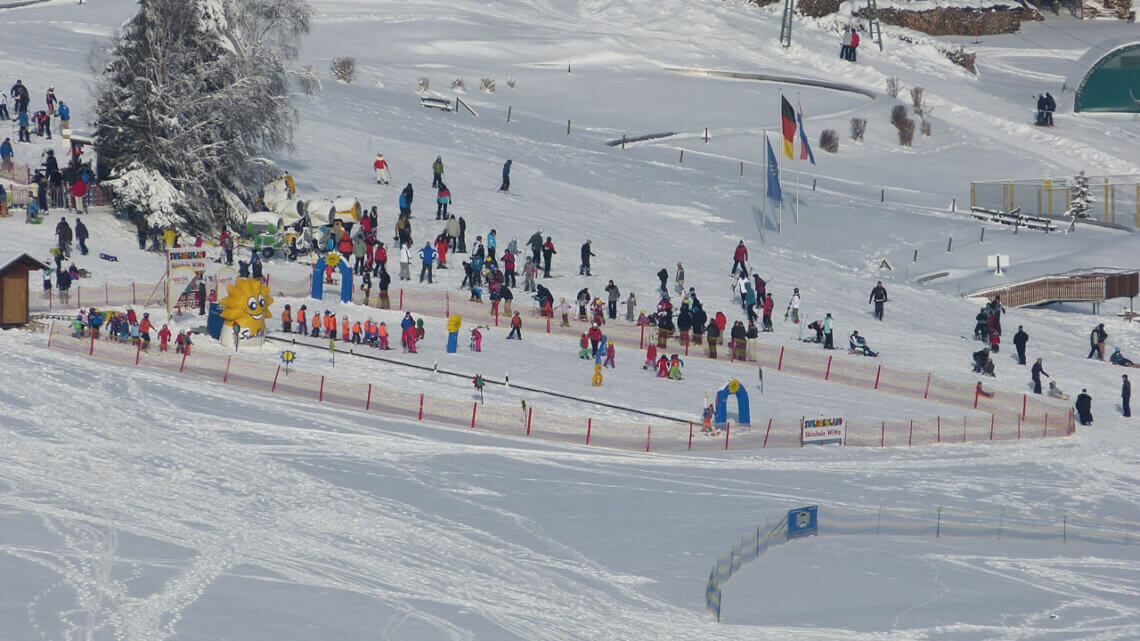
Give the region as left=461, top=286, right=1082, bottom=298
left=1, top=0, right=1138, bottom=638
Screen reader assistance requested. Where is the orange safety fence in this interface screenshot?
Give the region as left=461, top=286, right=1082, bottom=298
left=44, top=322, right=1074, bottom=453
left=38, top=274, right=1071, bottom=432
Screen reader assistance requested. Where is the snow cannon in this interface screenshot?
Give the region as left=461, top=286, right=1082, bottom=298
left=217, top=277, right=274, bottom=350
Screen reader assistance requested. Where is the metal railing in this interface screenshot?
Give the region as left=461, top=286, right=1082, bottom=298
left=971, top=175, right=1140, bottom=227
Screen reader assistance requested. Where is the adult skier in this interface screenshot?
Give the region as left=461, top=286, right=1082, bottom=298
left=432, top=156, right=444, bottom=188
left=541, top=236, right=556, bottom=277
left=869, top=281, right=887, bottom=321
left=731, top=241, right=748, bottom=276
left=785, top=288, right=801, bottom=324
left=500, top=159, right=512, bottom=192
left=604, top=280, right=620, bottom=319
left=1013, top=326, right=1029, bottom=365
left=579, top=240, right=595, bottom=276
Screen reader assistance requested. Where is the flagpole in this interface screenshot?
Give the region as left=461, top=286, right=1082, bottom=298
left=795, top=92, right=801, bottom=227
left=762, top=131, right=768, bottom=237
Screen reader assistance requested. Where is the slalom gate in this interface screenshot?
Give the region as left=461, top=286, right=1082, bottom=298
left=45, top=322, right=1073, bottom=451
left=705, top=504, right=1140, bottom=622
left=31, top=274, right=1071, bottom=429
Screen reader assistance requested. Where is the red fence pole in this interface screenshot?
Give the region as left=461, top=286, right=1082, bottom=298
left=104, top=284, right=109, bottom=306
left=399, top=289, right=404, bottom=310
left=272, top=365, right=281, bottom=391
left=688, top=421, right=693, bottom=450
left=989, top=414, right=995, bottom=440
left=1017, top=414, right=1021, bottom=439
left=640, top=325, right=645, bottom=349
left=684, top=332, right=689, bottom=356
left=1043, top=413, right=1048, bottom=438
left=526, top=406, right=533, bottom=435
left=963, top=416, right=967, bottom=442
left=89, top=330, right=95, bottom=355
left=1022, top=394, right=1027, bottom=420
left=365, top=383, right=372, bottom=410
left=763, top=418, right=773, bottom=447
left=880, top=421, right=885, bottom=447
left=908, top=419, right=913, bottom=446
left=586, top=418, right=592, bottom=445
left=973, top=386, right=980, bottom=409
left=824, top=355, right=833, bottom=380
left=223, top=356, right=232, bottom=383
left=445, top=292, right=450, bottom=318
left=179, top=351, right=188, bottom=372
left=874, top=364, right=881, bottom=389
left=470, top=402, right=477, bottom=428
left=923, top=373, right=931, bottom=399
left=418, top=393, right=424, bottom=420
left=319, top=376, right=325, bottom=402
left=546, top=317, right=550, bottom=334
left=937, top=416, right=941, bottom=443
left=135, top=341, right=141, bottom=365
left=132, top=282, right=137, bottom=305
left=777, top=346, right=785, bottom=371
left=645, top=426, right=651, bottom=452
left=724, top=422, right=731, bottom=450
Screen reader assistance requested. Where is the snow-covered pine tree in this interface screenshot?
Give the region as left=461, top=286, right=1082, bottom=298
left=95, top=0, right=310, bottom=232
left=1067, top=169, right=1097, bottom=219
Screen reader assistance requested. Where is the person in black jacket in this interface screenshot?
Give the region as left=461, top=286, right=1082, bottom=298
left=1122, top=374, right=1132, bottom=418
left=730, top=320, right=748, bottom=360
left=656, top=268, right=668, bottom=293
left=1035, top=94, right=1046, bottom=126
left=580, top=240, right=595, bottom=276
left=676, top=302, right=692, bottom=342
left=1088, top=323, right=1107, bottom=360
left=1043, top=93, right=1055, bottom=126
left=74, top=218, right=89, bottom=256
left=706, top=321, right=721, bottom=358
left=869, top=281, right=887, bottom=320
left=1075, top=389, right=1092, bottom=425
left=1013, top=325, right=1029, bottom=365
left=1031, top=358, right=1048, bottom=395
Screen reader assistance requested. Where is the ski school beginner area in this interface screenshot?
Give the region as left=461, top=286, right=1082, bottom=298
left=3, top=0, right=1140, bottom=638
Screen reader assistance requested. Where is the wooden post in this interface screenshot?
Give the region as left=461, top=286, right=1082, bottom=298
left=812, top=178, right=817, bottom=191
left=1043, top=413, right=1048, bottom=438
left=622, top=134, right=626, bottom=149
left=507, top=106, right=512, bottom=122
left=740, top=161, right=744, bottom=177
left=272, top=366, right=281, bottom=392
left=908, top=419, right=913, bottom=446
left=47, top=321, right=54, bottom=348
left=947, top=237, right=952, bottom=252
left=980, top=226, right=985, bottom=243
left=880, top=421, right=885, bottom=446
left=880, top=189, right=885, bottom=202
left=913, top=249, right=918, bottom=263
left=223, top=356, right=232, bottom=383
left=704, top=128, right=709, bottom=143
left=679, top=150, right=684, bottom=163
left=989, top=414, right=995, bottom=440
left=567, top=120, right=571, bottom=135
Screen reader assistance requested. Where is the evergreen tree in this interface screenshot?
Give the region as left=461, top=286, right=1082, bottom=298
left=1067, top=170, right=1096, bottom=219
left=95, top=0, right=310, bottom=232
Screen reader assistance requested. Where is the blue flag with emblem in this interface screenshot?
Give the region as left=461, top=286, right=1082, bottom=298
left=765, top=135, right=783, bottom=204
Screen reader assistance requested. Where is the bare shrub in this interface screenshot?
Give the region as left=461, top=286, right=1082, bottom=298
left=890, top=104, right=908, bottom=129
left=850, top=117, right=866, bottom=141
left=911, top=86, right=925, bottom=116
left=921, top=118, right=932, bottom=137
left=330, top=56, right=356, bottom=83
left=820, top=129, right=839, bottom=153
left=292, top=65, right=321, bottom=95
left=451, top=78, right=466, bottom=92
left=886, top=77, right=902, bottom=98
left=480, top=77, right=495, bottom=93
left=897, top=118, right=915, bottom=147
left=417, top=77, right=430, bottom=93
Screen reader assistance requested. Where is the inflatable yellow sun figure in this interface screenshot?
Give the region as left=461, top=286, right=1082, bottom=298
left=219, top=277, right=275, bottom=342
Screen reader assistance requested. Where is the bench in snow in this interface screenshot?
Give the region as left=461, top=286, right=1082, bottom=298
left=420, top=96, right=453, bottom=111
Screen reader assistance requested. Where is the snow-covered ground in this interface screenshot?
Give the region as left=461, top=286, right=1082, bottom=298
left=1, top=0, right=1138, bottom=638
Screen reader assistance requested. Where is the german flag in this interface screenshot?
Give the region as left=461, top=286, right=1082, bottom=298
left=780, top=96, right=796, bottom=160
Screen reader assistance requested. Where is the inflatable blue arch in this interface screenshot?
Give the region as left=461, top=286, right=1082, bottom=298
left=311, top=254, right=353, bottom=303
left=715, top=380, right=750, bottom=425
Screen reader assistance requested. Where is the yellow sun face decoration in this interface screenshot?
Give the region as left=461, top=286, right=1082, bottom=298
left=219, top=277, right=275, bottom=339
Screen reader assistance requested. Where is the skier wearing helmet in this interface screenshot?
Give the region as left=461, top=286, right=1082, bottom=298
left=373, top=152, right=390, bottom=184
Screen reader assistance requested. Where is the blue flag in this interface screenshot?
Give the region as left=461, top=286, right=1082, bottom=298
left=797, top=107, right=816, bottom=166
left=765, top=136, right=782, bottom=203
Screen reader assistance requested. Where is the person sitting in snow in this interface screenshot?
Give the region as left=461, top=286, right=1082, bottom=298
left=849, top=330, right=878, bottom=357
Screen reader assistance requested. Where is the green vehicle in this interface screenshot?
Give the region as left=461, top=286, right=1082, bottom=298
left=244, top=211, right=285, bottom=259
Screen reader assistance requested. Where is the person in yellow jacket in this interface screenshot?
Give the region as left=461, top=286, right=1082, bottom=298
left=162, top=226, right=177, bottom=249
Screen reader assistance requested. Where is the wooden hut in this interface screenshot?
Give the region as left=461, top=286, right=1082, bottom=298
left=0, top=253, right=49, bottom=326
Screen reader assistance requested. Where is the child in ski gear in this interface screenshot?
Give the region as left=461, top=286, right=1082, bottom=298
left=506, top=312, right=522, bottom=339
left=579, top=333, right=591, bottom=359
left=603, top=342, right=616, bottom=368
left=373, top=153, right=390, bottom=184
left=849, top=330, right=877, bottom=357
left=471, top=327, right=482, bottom=351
